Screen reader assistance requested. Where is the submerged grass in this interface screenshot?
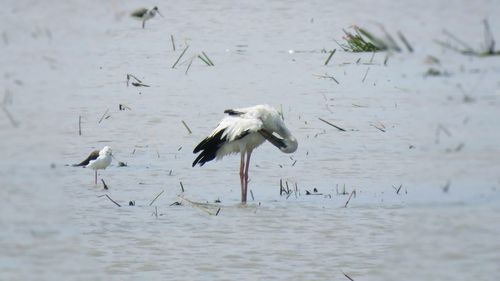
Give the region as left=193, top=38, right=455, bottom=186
left=338, top=25, right=412, bottom=53
left=434, top=19, right=500, bottom=57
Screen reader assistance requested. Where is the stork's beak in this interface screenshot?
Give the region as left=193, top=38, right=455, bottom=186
left=157, top=9, right=164, bottom=17
left=259, top=129, right=286, bottom=149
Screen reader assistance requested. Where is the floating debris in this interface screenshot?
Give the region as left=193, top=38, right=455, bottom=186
left=126, top=73, right=142, bottom=87
left=119, top=104, right=131, bottom=111
left=131, top=82, right=150, bottom=87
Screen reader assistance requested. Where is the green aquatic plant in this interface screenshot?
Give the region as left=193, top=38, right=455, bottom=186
left=338, top=25, right=411, bottom=53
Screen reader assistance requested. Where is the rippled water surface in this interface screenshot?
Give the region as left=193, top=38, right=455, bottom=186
left=1, top=0, right=500, bottom=280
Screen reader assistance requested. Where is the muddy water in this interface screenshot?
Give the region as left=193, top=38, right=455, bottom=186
left=1, top=0, right=500, bottom=280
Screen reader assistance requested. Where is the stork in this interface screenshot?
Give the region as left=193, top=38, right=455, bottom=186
left=192, top=105, right=298, bottom=203
left=131, top=6, right=163, bottom=29
left=74, top=146, right=113, bottom=184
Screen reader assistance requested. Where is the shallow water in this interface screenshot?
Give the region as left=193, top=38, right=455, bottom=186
left=1, top=0, right=500, bottom=280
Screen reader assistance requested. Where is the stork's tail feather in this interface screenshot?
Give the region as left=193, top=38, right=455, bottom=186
left=72, top=150, right=99, bottom=167
left=224, top=109, right=243, bottom=116
left=192, top=130, right=226, bottom=167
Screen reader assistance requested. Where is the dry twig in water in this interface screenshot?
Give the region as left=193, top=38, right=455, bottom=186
left=98, top=194, right=121, bottom=207
left=370, top=122, right=386, bottom=132
left=178, top=196, right=220, bottom=216
left=314, top=73, right=339, bottom=84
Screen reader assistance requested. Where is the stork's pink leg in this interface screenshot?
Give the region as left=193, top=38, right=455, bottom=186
left=243, top=150, right=253, bottom=202
left=94, top=170, right=97, bottom=185
left=240, top=152, right=246, bottom=203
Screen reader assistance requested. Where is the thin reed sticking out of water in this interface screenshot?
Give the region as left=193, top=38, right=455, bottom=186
left=149, top=190, right=165, bottom=206
left=170, top=34, right=176, bottom=51
left=185, top=56, right=195, bottom=75
left=362, top=67, right=370, bottom=83
left=181, top=120, right=192, bottom=134
left=172, top=45, right=189, bottom=68
left=342, top=271, right=355, bottom=281
left=393, top=184, right=402, bottom=194
left=98, top=108, right=109, bottom=124
left=318, top=117, right=346, bottom=131
left=324, top=49, right=336, bottom=65
left=344, top=190, right=356, bottom=207
left=201, top=51, right=214, bottom=66
left=101, top=179, right=109, bottom=190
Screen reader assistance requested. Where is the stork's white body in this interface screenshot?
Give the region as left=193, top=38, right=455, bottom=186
left=193, top=105, right=298, bottom=202
left=86, top=146, right=112, bottom=184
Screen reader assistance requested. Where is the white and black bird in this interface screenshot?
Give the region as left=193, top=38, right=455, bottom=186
left=131, top=6, right=163, bottom=29
left=74, top=146, right=113, bottom=184
left=192, top=105, right=298, bottom=203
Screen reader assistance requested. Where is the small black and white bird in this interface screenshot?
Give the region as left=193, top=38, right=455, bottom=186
left=131, top=6, right=163, bottom=29
left=74, top=146, right=113, bottom=184
left=192, top=105, right=298, bottom=203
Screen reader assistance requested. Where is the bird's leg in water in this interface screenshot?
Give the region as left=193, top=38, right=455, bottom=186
left=94, top=170, right=97, bottom=185
left=243, top=150, right=252, bottom=203
left=240, top=152, right=246, bottom=203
